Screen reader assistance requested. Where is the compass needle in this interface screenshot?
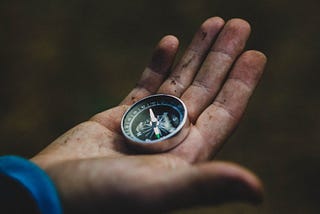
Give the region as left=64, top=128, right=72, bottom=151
left=149, top=108, right=161, bottom=139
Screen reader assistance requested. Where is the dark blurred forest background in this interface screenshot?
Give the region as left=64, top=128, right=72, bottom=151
left=0, top=0, right=319, bottom=213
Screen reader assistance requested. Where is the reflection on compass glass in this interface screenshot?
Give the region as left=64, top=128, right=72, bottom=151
left=121, top=94, right=187, bottom=144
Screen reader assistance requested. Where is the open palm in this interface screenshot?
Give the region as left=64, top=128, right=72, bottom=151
left=31, top=17, right=267, bottom=213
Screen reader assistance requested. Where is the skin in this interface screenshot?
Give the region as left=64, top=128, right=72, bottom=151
left=31, top=17, right=267, bottom=213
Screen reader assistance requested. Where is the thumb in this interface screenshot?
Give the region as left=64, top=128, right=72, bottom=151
left=159, top=161, right=263, bottom=212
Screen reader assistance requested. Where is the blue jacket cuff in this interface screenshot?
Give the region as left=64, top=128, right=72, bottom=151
left=0, top=155, right=62, bottom=214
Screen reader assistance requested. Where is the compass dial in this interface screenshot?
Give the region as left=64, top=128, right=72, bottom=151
left=121, top=94, right=188, bottom=152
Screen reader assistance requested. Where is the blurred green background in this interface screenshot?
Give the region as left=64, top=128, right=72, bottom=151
left=0, top=0, right=319, bottom=213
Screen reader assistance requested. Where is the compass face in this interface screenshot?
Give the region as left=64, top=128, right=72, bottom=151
left=121, top=94, right=187, bottom=145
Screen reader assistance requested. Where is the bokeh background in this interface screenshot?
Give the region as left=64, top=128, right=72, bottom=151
left=0, top=0, right=319, bottom=213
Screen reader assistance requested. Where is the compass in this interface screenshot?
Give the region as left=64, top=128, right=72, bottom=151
left=121, top=94, right=189, bottom=153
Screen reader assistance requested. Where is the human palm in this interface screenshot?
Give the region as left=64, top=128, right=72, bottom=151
left=31, top=17, right=266, bottom=213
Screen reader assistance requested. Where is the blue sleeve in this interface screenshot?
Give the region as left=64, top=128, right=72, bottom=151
left=0, top=156, right=62, bottom=214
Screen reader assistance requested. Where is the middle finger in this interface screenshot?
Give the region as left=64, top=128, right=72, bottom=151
left=181, top=19, right=251, bottom=122
left=158, top=17, right=225, bottom=96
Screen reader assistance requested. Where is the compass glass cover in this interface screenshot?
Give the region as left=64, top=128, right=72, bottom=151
left=121, top=95, right=186, bottom=143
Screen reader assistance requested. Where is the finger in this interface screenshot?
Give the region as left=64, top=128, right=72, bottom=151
left=197, top=50, right=266, bottom=154
left=158, top=17, right=225, bottom=96
left=181, top=19, right=251, bottom=122
left=121, top=35, right=179, bottom=105
left=136, top=161, right=263, bottom=213
left=186, top=162, right=264, bottom=206
left=170, top=51, right=267, bottom=162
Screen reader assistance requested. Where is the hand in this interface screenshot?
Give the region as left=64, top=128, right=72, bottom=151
left=31, top=17, right=267, bottom=213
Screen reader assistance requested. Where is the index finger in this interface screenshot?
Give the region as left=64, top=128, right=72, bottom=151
left=121, top=35, right=179, bottom=105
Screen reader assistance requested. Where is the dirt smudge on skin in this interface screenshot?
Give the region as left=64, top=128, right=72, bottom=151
left=201, top=31, right=207, bottom=40
left=182, top=57, right=193, bottom=68
left=130, top=96, right=138, bottom=103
